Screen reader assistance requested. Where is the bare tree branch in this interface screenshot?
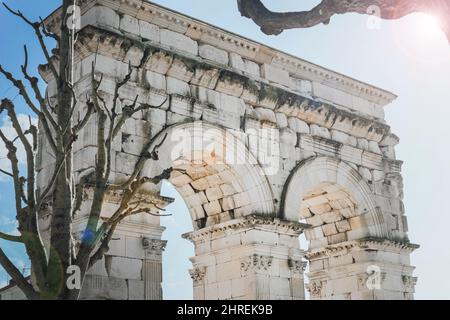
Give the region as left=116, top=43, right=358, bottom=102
left=0, top=168, right=13, bottom=177
left=3, top=2, right=60, bottom=80
left=0, top=232, right=23, bottom=243
left=21, top=45, right=60, bottom=133
left=237, top=0, right=450, bottom=42
left=0, top=48, right=58, bottom=155
left=0, top=247, right=38, bottom=300
left=0, top=64, right=40, bottom=115
left=39, top=16, right=60, bottom=42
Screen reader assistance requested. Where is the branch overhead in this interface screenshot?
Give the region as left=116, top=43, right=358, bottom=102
left=237, top=0, right=450, bottom=42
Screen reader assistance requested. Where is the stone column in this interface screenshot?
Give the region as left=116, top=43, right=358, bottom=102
left=305, top=238, right=418, bottom=300
left=73, top=189, right=171, bottom=300
left=142, top=238, right=167, bottom=300
left=184, top=215, right=308, bottom=300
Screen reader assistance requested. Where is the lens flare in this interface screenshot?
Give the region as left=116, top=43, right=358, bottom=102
left=416, top=13, right=442, bottom=38
left=391, top=12, right=449, bottom=64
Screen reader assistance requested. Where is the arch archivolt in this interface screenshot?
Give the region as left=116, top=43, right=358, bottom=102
left=140, top=121, right=275, bottom=230
left=281, top=157, right=389, bottom=249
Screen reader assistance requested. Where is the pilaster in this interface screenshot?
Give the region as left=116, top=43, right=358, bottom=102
left=184, top=215, right=308, bottom=300
left=305, top=238, right=419, bottom=300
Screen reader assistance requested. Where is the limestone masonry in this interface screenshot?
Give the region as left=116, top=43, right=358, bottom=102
left=1, top=0, right=418, bottom=300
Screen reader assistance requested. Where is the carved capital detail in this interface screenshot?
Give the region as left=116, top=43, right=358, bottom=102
left=288, top=259, right=307, bottom=274
left=306, top=280, right=325, bottom=298
left=240, top=254, right=273, bottom=273
left=142, top=238, right=167, bottom=255
left=189, top=267, right=207, bottom=284
left=402, top=275, right=418, bottom=290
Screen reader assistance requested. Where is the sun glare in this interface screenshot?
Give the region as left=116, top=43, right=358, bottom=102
left=416, top=14, right=442, bottom=38
left=392, top=12, right=449, bottom=63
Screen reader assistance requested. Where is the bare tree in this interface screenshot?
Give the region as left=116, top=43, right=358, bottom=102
left=237, top=0, right=450, bottom=42
left=0, top=0, right=172, bottom=300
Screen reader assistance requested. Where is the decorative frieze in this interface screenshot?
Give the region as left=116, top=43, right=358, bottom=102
left=44, top=0, right=396, bottom=109
left=240, top=254, right=273, bottom=273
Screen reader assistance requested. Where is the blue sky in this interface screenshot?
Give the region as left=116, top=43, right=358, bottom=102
left=1, top=0, right=450, bottom=299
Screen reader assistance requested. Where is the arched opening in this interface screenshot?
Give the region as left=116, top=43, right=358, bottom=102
left=160, top=180, right=194, bottom=300
left=140, top=122, right=275, bottom=299
left=282, top=157, right=387, bottom=242
left=281, top=157, right=388, bottom=299
left=142, top=122, right=274, bottom=229
left=300, top=182, right=359, bottom=250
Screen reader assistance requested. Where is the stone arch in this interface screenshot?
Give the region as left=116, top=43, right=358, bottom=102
left=140, top=121, right=275, bottom=230
left=281, top=156, right=388, bottom=249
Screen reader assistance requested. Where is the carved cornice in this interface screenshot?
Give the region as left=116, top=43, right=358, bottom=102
left=240, top=254, right=273, bottom=273
left=305, top=237, right=420, bottom=260
left=182, top=214, right=309, bottom=243
left=80, top=186, right=174, bottom=208
left=39, top=25, right=393, bottom=141
left=44, top=0, right=396, bottom=106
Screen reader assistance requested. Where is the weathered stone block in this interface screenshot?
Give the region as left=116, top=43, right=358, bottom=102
left=80, top=275, right=128, bottom=300
left=203, top=200, right=222, bottom=215
left=108, top=256, right=143, bottom=280
left=368, top=141, right=382, bottom=154
left=310, top=125, right=331, bottom=139
left=215, top=72, right=244, bottom=97
left=128, top=280, right=145, bottom=300
left=218, top=280, right=232, bottom=300
left=167, top=58, right=194, bottom=82
left=81, top=6, right=120, bottom=30
left=167, top=77, right=191, bottom=95
left=199, top=44, right=229, bottom=65
left=288, top=117, right=309, bottom=134
left=205, top=187, right=223, bottom=202
left=146, top=51, right=174, bottom=74
left=261, top=64, right=291, bottom=87
left=145, top=71, right=166, bottom=91
left=380, top=133, right=400, bottom=147
left=275, top=112, right=288, bottom=128
left=139, top=20, right=160, bottom=42
left=331, top=130, right=350, bottom=145
left=190, top=68, right=221, bottom=89
left=255, top=107, right=276, bottom=123
left=120, top=15, right=139, bottom=35
left=160, top=29, right=198, bottom=55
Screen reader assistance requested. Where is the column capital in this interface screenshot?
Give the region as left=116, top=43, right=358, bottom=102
left=143, top=238, right=167, bottom=258
left=189, top=267, right=207, bottom=285
left=288, top=259, right=307, bottom=274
